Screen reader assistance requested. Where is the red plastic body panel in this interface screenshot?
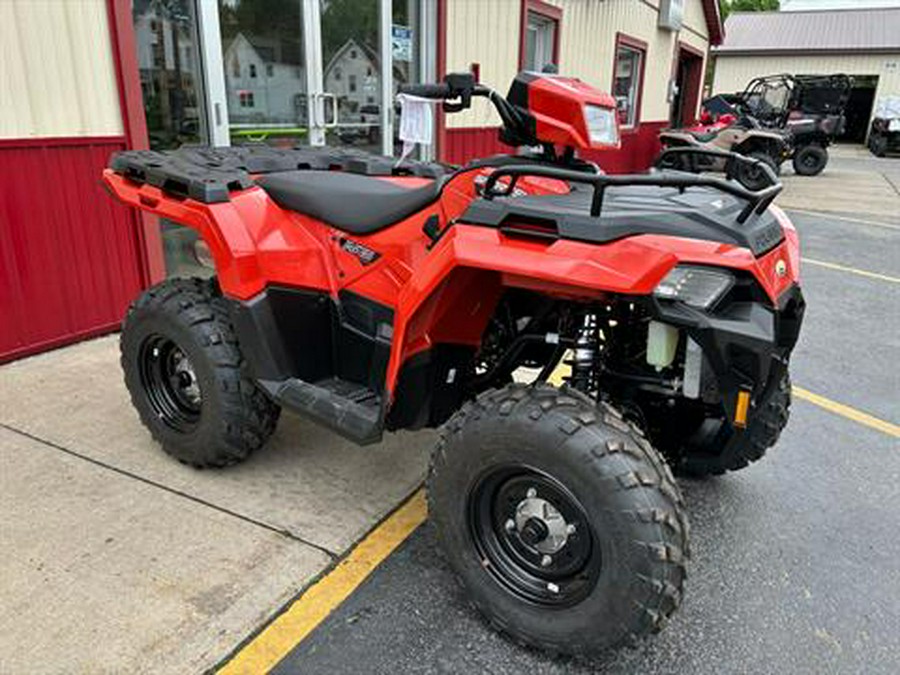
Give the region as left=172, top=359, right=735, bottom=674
left=102, top=166, right=801, bottom=399
left=525, top=76, right=621, bottom=150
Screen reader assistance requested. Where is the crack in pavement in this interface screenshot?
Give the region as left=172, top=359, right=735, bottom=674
left=880, top=171, right=900, bottom=198
left=0, top=422, right=340, bottom=561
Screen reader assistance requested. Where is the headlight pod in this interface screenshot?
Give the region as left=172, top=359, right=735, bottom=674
left=653, top=266, right=734, bottom=310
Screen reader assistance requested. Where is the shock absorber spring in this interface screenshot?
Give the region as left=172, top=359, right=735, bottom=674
left=567, top=313, right=600, bottom=393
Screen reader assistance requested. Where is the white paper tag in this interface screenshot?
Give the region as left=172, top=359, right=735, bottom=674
left=396, top=93, right=436, bottom=164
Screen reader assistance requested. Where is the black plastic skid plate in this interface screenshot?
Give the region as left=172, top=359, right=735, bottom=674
left=109, top=145, right=445, bottom=204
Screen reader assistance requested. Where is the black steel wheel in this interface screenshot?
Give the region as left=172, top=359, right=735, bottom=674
left=138, top=334, right=202, bottom=433
left=792, top=144, right=828, bottom=176
left=469, top=466, right=600, bottom=607
left=121, top=278, right=280, bottom=467
left=429, top=384, right=688, bottom=655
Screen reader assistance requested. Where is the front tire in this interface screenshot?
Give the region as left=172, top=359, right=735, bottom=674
left=429, top=384, right=688, bottom=654
left=737, top=150, right=779, bottom=190
left=121, top=278, right=280, bottom=468
left=792, top=144, right=828, bottom=176
left=679, top=373, right=791, bottom=477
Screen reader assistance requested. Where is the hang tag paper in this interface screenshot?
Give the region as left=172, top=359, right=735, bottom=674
left=396, top=93, right=436, bottom=164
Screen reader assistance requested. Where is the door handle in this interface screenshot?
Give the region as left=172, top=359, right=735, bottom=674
left=321, top=92, right=339, bottom=128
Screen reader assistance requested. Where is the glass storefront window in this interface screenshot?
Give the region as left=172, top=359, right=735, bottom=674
left=132, top=0, right=211, bottom=279
left=218, top=0, right=308, bottom=147
left=614, top=45, right=643, bottom=128
left=320, top=0, right=383, bottom=154
left=133, top=0, right=207, bottom=150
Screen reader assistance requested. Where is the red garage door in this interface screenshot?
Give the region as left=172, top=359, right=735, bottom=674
left=0, top=137, right=147, bottom=363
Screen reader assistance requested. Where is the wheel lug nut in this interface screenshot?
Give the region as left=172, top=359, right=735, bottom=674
left=526, top=487, right=537, bottom=499
left=504, top=518, right=516, bottom=532
left=541, top=554, right=552, bottom=567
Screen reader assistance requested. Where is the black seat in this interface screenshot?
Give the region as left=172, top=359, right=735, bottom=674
left=256, top=171, right=441, bottom=234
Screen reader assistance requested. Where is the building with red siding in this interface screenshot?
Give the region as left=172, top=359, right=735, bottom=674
left=1, top=0, right=721, bottom=362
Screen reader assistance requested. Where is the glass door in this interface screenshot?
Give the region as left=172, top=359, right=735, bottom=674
left=217, top=0, right=309, bottom=147
left=208, top=0, right=431, bottom=153
left=318, top=0, right=384, bottom=154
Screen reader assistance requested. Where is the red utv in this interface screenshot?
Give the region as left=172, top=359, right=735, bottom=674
left=103, top=71, right=804, bottom=654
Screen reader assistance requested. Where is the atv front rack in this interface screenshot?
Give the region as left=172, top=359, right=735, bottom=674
left=482, top=148, right=782, bottom=225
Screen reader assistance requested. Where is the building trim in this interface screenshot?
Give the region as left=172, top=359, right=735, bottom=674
left=612, top=33, right=649, bottom=132
left=105, top=0, right=165, bottom=286
left=436, top=0, right=448, bottom=161
left=1, top=322, right=122, bottom=366
left=519, top=0, right=563, bottom=70
left=0, top=135, right=126, bottom=149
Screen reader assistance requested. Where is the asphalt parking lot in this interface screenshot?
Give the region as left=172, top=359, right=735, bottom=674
left=233, top=206, right=900, bottom=673
left=1, top=152, right=898, bottom=674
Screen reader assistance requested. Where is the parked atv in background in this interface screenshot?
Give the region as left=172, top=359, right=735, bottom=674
left=658, top=98, right=788, bottom=190
left=103, top=71, right=804, bottom=655
left=720, top=73, right=851, bottom=176
left=868, top=96, right=900, bottom=157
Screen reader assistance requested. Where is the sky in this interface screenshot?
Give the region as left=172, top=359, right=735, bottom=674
left=780, top=0, right=900, bottom=9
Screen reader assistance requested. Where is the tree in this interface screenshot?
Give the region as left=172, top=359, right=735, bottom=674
left=720, top=0, right=780, bottom=20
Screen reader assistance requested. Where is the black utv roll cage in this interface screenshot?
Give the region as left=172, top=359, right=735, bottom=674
left=735, top=73, right=851, bottom=127
left=482, top=147, right=782, bottom=225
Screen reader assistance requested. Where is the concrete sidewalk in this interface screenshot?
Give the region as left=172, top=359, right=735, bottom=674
left=778, top=144, right=900, bottom=222
left=0, top=336, right=431, bottom=674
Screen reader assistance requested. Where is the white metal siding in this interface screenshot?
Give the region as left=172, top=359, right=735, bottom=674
left=0, top=0, right=123, bottom=139
left=444, top=0, right=711, bottom=128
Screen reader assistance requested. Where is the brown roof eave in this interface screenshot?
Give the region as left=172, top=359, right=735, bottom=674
left=713, top=47, right=900, bottom=57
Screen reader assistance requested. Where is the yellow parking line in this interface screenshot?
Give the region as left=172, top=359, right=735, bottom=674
left=793, top=386, right=900, bottom=438
left=802, top=257, right=900, bottom=283
left=219, top=489, right=427, bottom=675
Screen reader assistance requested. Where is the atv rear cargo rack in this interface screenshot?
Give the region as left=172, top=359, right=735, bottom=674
left=108, top=145, right=446, bottom=204
left=482, top=148, right=782, bottom=225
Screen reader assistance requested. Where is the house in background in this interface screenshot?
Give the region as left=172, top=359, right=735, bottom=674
left=712, top=8, right=900, bottom=142
left=224, top=33, right=307, bottom=125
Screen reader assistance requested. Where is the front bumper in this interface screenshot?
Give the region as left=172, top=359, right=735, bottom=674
left=651, top=284, right=805, bottom=426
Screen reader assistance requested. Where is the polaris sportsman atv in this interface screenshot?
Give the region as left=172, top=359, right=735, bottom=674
left=104, top=71, right=804, bottom=655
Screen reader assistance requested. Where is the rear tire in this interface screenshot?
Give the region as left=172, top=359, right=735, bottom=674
left=121, top=278, right=280, bottom=468
left=792, top=144, right=828, bottom=176
left=868, top=132, right=888, bottom=157
left=429, top=384, right=688, bottom=654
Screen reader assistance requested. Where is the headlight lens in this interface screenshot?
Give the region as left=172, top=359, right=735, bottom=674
left=653, top=266, right=734, bottom=310
left=584, top=104, right=618, bottom=145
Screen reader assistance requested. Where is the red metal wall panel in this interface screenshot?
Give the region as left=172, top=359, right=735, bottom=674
left=0, top=137, right=146, bottom=363
left=443, top=121, right=666, bottom=174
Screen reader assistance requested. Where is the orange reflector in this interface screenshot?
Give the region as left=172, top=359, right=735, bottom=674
left=734, top=390, right=751, bottom=428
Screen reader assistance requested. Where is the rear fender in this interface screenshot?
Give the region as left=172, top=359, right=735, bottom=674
left=102, top=170, right=334, bottom=299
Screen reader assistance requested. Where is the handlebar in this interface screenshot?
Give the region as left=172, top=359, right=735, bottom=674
left=398, top=72, right=530, bottom=139
left=397, top=83, right=453, bottom=99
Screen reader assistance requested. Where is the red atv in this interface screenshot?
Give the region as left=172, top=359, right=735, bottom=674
left=104, top=72, right=804, bottom=654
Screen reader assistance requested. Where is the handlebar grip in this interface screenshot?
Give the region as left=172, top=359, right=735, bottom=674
left=397, top=83, right=452, bottom=99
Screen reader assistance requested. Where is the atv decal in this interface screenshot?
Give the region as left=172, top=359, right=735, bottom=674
left=340, top=238, right=381, bottom=265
